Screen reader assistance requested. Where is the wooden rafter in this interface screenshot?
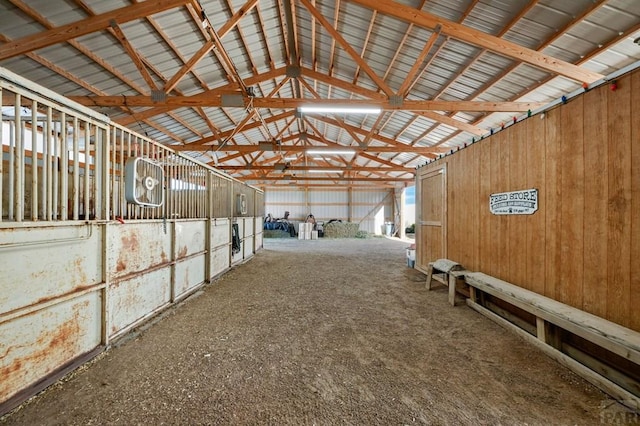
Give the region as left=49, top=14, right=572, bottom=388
left=108, top=22, right=158, bottom=91
left=300, top=0, right=394, bottom=97
left=173, top=142, right=444, bottom=156
left=348, top=0, right=605, bottom=83
left=164, top=0, right=260, bottom=93
left=351, top=10, right=378, bottom=84
left=114, top=67, right=288, bottom=126
left=300, top=68, right=485, bottom=134
left=397, top=26, right=441, bottom=97
left=4, top=0, right=192, bottom=144
left=69, top=95, right=543, bottom=112
left=220, top=165, right=413, bottom=173
left=236, top=175, right=412, bottom=182
left=0, top=0, right=193, bottom=61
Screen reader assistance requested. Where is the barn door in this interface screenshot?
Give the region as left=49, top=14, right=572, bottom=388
left=416, top=165, right=446, bottom=273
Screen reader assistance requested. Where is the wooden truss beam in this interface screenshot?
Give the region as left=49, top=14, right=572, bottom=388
left=219, top=165, right=414, bottom=173
left=68, top=95, right=543, bottom=112
left=348, top=0, right=605, bottom=83
left=172, top=143, right=445, bottom=156
left=0, top=0, right=193, bottom=61
left=237, top=175, right=413, bottom=182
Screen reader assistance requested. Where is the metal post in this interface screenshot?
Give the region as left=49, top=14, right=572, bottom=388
left=110, top=127, right=117, bottom=220
left=14, top=95, right=24, bottom=222
left=94, top=127, right=102, bottom=219
left=84, top=121, right=90, bottom=220
left=0, top=86, right=3, bottom=222
left=8, top=121, right=14, bottom=220
left=72, top=117, right=80, bottom=220
left=40, top=107, right=50, bottom=220
left=46, top=107, right=53, bottom=220
left=103, top=125, right=110, bottom=220
left=31, top=100, right=39, bottom=221
left=59, top=111, right=68, bottom=221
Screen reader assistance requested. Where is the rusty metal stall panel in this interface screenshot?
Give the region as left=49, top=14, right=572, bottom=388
left=0, top=224, right=103, bottom=404
left=174, top=220, right=207, bottom=300
left=107, top=222, right=172, bottom=340
left=210, top=218, right=230, bottom=278
left=244, top=216, right=255, bottom=260
left=254, top=216, right=263, bottom=252
left=0, top=67, right=266, bottom=413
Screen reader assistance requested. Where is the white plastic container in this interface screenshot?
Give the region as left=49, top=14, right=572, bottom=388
left=406, top=248, right=416, bottom=268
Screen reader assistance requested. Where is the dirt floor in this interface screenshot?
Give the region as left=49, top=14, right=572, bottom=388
left=1, top=237, right=634, bottom=425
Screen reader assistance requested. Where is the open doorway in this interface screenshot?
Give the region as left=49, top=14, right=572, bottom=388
left=404, top=186, right=416, bottom=237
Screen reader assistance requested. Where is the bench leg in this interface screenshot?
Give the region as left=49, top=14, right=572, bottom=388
left=426, top=264, right=434, bottom=290
left=448, top=274, right=456, bottom=306
left=469, top=286, right=476, bottom=303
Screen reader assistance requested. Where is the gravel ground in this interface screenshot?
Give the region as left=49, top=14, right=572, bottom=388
left=1, top=237, right=630, bottom=425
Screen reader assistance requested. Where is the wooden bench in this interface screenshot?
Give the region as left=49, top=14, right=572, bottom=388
left=425, top=259, right=467, bottom=306
left=464, top=271, right=640, bottom=411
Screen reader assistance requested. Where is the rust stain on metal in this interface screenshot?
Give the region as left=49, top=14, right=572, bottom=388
left=116, top=259, right=127, bottom=272
left=178, top=245, right=188, bottom=259
left=161, top=251, right=168, bottom=263
left=115, top=230, right=141, bottom=275
left=30, top=285, right=94, bottom=309
left=121, top=231, right=140, bottom=251
left=0, top=302, right=86, bottom=402
left=73, top=256, right=89, bottom=285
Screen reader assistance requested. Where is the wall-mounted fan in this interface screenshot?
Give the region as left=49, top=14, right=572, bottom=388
left=125, top=157, right=165, bottom=207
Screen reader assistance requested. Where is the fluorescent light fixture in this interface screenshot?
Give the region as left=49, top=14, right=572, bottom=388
left=308, top=169, right=343, bottom=173
left=284, top=156, right=297, bottom=161
left=306, top=149, right=356, bottom=155
left=299, top=106, right=381, bottom=114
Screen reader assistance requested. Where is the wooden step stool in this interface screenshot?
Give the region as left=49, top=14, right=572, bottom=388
left=426, top=259, right=466, bottom=306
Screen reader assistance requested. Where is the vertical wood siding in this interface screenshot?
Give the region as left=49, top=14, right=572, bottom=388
left=416, top=69, right=640, bottom=331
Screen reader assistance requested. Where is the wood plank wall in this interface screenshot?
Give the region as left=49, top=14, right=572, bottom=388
left=416, top=68, right=639, bottom=331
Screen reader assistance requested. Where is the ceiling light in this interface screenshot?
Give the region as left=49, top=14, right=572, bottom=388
left=299, top=106, right=381, bottom=114
left=306, top=149, right=356, bottom=155
left=308, top=169, right=343, bottom=173
left=284, top=156, right=297, bottom=161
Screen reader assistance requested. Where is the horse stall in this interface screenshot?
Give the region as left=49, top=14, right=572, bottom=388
left=0, top=67, right=264, bottom=414
left=416, top=63, right=640, bottom=410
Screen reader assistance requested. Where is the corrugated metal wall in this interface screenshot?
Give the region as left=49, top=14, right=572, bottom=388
left=265, top=187, right=394, bottom=234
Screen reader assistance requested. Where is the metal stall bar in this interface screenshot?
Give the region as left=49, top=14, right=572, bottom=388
left=0, top=86, right=3, bottom=222
left=110, top=126, right=117, bottom=220
left=103, top=126, right=110, bottom=220
left=46, top=107, right=53, bottom=221
left=72, top=117, right=80, bottom=220
left=118, top=128, right=124, bottom=219
left=93, top=126, right=102, bottom=220
left=39, top=105, right=47, bottom=221
left=59, top=112, right=68, bottom=221
left=14, top=94, right=24, bottom=222
left=52, top=113, right=59, bottom=220
left=83, top=121, right=90, bottom=220
left=8, top=118, right=14, bottom=220
left=31, top=100, right=38, bottom=221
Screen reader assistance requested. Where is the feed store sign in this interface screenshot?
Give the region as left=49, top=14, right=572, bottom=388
left=489, top=189, right=538, bottom=215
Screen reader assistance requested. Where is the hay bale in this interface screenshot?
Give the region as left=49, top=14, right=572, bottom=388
left=324, top=222, right=359, bottom=238
left=263, top=229, right=292, bottom=238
